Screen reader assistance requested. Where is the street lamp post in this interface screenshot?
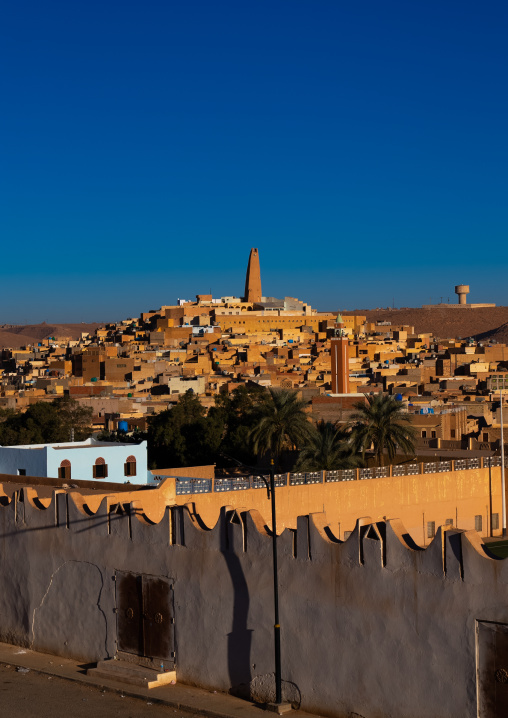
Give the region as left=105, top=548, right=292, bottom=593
left=268, top=460, right=282, bottom=706
left=501, top=388, right=506, bottom=537
left=221, top=454, right=285, bottom=709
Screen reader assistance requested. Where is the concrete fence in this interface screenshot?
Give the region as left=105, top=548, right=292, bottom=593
left=173, top=455, right=508, bottom=495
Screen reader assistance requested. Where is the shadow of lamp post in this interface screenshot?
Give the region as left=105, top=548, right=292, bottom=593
left=220, top=453, right=289, bottom=712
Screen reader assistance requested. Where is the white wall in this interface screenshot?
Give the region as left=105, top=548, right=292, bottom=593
left=0, top=440, right=148, bottom=485
left=46, top=441, right=148, bottom=484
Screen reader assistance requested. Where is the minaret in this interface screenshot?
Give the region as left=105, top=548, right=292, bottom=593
left=331, top=313, right=349, bottom=394
left=243, top=248, right=262, bottom=303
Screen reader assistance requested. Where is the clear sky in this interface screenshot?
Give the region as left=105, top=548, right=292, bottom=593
left=1, top=1, right=507, bottom=323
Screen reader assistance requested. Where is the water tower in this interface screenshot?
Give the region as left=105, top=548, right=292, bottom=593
left=455, top=284, right=470, bottom=305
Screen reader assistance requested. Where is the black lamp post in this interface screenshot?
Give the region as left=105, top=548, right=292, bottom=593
left=220, top=453, right=283, bottom=707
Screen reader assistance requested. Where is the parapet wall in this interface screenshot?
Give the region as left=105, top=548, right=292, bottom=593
left=0, top=483, right=507, bottom=718
left=167, top=461, right=506, bottom=544
left=422, top=303, right=496, bottom=309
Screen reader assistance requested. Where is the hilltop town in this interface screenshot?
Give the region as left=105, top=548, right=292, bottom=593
left=0, top=249, right=507, bottom=462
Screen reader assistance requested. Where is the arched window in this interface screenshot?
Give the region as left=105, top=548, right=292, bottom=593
left=58, top=460, right=71, bottom=480
left=124, top=455, right=137, bottom=477
left=93, top=456, right=108, bottom=479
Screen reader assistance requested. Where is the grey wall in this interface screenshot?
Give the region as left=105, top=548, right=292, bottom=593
left=0, top=447, right=48, bottom=477
left=0, top=489, right=507, bottom=718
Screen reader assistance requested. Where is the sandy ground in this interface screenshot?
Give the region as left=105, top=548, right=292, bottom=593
left=0, top=663, right=201, bottom=718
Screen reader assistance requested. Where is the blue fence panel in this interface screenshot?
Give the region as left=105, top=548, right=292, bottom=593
left=305, top=472, right=323, bottom=484
left=175, top=478, right=193, bottom=495
left=214, top=477, right=250, bottom=492
left=175, top=478, right=212, bottom=494
left=274, top=474, right=287, bottom=487
left=251, top=475, right=269, bottom=490
left=289, top=472, right=306, bottom=486
left=325, top=469, right=356, bottom=482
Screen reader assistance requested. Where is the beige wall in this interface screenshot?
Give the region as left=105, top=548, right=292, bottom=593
left=171, top=465, right=505, bottom=544
left=2, top=464, right=503, bottom=547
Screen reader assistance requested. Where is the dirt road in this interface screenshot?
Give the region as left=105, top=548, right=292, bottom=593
left=0, top=663, right=202, bottom=718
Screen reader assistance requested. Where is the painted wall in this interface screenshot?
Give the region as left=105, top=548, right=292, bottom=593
left=0, top=489, right=507, bottom=718
left=45, top=441, right=148, bottom=484
left=0, top=440, right=148, bottom=485
left=0, top=446, right=48, bottom=477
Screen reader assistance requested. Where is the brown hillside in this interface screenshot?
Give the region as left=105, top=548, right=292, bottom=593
left=0, top=322, right=104, bottom=349
left=470, top=321, right=508, bottom=345
left=352, top=307, right=508, bottom=341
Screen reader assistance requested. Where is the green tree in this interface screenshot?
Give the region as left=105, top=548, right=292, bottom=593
left=249, top=388, right=315, bottom=468
left=147, top=390, right=224, bottom=468
left=294, top=421, right=360, bottom=472
left=349, top=394, right=416, bottom=466
left=52, top=396, right=93, bottom=441
left=96, top=428, right=147, bottom=443
left=214, top=384, right=264, bottom=466
left=0, top=397, right=92, bottom=446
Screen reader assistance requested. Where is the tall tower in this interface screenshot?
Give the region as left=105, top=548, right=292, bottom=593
left=243, top=248, right=262, bottom=303
left=331, top=314, right=350, bottom=394
left=455, top=284, right=470, bottom=305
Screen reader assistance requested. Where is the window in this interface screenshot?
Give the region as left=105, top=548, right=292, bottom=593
left=450, top=430, right=456, bottom=438
left=475, top=515, right=483, bottom=533
left=492, top=513, right=500, bottom=530
left=427, top=521, right=435, bottom=539
left=483, top=433, right=489, bottom=442
left=58, top=460, right=71, bottom=480
left=431, top=431, right=437, bottom=439
left=124, top=455, right=137, bottom=477
left=93, top=457, right=108, bottom=479
left=421, top=430, right=427, bottom=438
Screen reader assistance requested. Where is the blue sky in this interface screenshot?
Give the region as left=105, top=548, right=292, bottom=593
left=1, top=1, right=507, bottom=323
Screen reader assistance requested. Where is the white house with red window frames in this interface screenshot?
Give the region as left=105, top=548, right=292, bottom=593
left=0, top=438, right=150, bottom=485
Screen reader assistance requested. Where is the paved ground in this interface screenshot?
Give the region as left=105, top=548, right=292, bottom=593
left=0, top=642, right=318, bottom=718
left=483, top=537, right=508, bottom=558
left=0, top=663, right=200, bottom=718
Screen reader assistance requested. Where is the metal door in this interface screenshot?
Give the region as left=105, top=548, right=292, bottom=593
left=477, top=621, right=508, bottom=717
left=116, top=571, right=174, bottom=661
left=142, top=574, right=173, bottom=659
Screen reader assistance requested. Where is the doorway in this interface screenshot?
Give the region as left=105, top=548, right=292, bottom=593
left=477, top=620, right=508, bottom=717
left=116, top=571, right=175, bottom=667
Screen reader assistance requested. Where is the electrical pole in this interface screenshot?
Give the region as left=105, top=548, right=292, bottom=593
left=501, top=387, right=506, bottom=537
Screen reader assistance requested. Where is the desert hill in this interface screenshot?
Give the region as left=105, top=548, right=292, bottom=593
left=2, top=306, right=508, bottom=350
left=470, top=321, right=508, bottom=345
left=0, top=322, right=104, bottom=349
left=353, top=306, right=508, bottom=341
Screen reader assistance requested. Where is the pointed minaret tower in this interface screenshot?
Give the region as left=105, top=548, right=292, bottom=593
left=331, top=313, right=350, bottom=394
left=243, top=248, right=262, bottom=303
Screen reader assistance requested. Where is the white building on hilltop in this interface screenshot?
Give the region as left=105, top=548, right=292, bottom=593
left=0, top=438, right=151, bottom=485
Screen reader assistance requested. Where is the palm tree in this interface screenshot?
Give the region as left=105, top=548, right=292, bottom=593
left=294, top=421, right=360, bottom=472
left=349, top=394, right=416, bottom=466
left=249, top=388, right=315, bottom=467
